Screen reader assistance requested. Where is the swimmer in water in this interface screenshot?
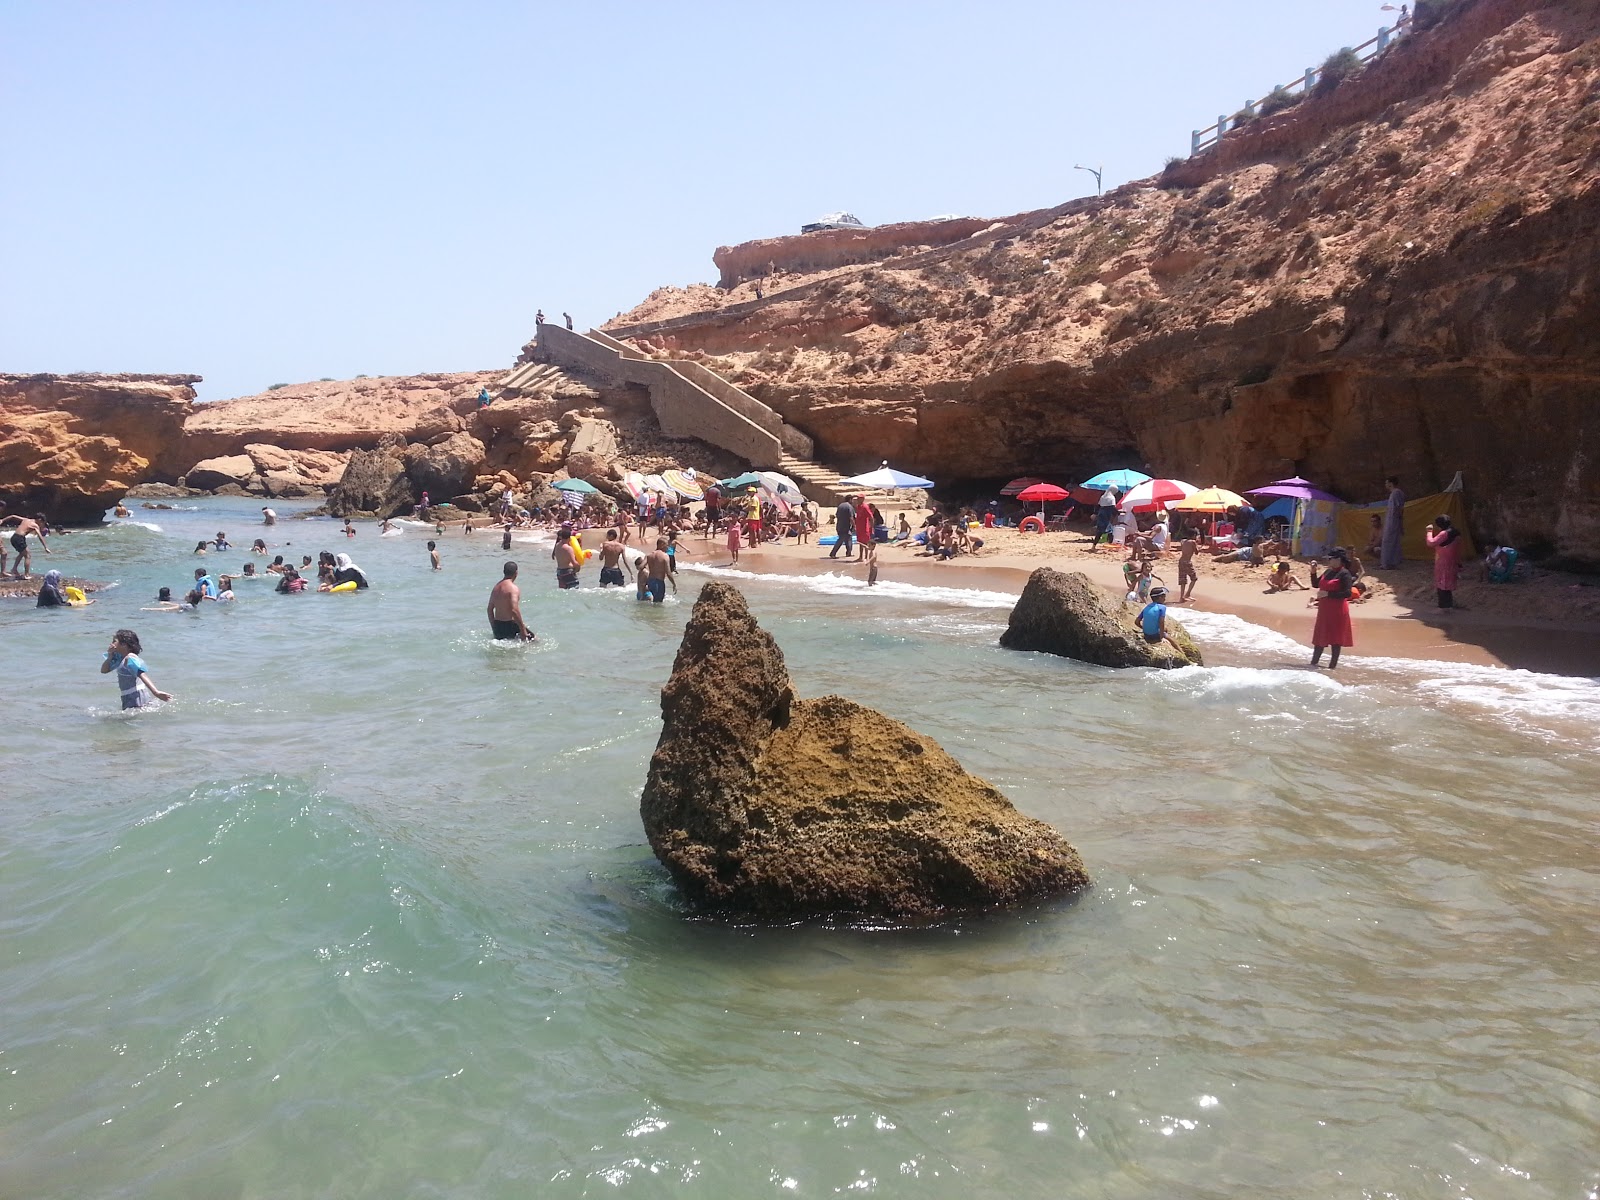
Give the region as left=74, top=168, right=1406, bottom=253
left=428, top=540, right=441, bottom=570
left=640, top=539, right=676, bottom=604
left=502, top=522, right=513, bottom=551
left=342, top=518, right=357, bottom=538
left=100, top=629, right=173, bottom=708
left=113, top=503, right=130, bottom=518
left=251, top=538, right=268, bottom=555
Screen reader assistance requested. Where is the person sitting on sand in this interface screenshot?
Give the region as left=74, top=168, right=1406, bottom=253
left=1265, top=562, right=1308, bottom=593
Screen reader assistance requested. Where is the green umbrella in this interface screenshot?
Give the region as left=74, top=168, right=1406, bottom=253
left=552, top=478, right=599, bottom=494
left=719, top=472, right=763, bottom=490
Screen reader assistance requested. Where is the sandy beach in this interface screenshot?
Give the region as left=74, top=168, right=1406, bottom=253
left=637, top=518, right=1600, bottom=678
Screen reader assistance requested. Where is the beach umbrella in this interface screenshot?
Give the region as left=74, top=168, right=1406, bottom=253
left=641, top=473, right=672, bottom=497
left=1081, top=468, right=1151, bottom=491
left=839, top=461, right=935, bottom=490
left=1016, top=482, right=1072, bottom=521
left=661, top=469, right=704, bottom=500
left=719, top=471, right=763, bottom=491
left=1119, top=478, right=1197, bottom=513
left=552, top=478, right=599, bottom=494
left=1001, top=476, right=1047, bottom=496
left=1171, top=486, right=1248, bottom=513
left=621, top=471, right=646, bottom=500
left=1246, top=476, right=1342, bottom=503
left=758, top=470, right=804, bottom=501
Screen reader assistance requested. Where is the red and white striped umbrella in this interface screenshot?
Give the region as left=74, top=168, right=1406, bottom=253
left=1119, top=478, right=1197, bottom=513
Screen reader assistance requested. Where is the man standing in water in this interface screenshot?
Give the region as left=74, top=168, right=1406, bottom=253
left=1381, top=476, right=1405, bottom=570
left=487, top=562, right=534, bottom=641
left=262, top=506, right=277, bottom=526
left=596, top=529, right=630, bottom=587
left=640, top=538, right=676, bottom=603
left=553, top=524, right=581, bottom=589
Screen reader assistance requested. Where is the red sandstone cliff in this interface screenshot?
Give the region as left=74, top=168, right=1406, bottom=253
left=606, top=0, right=1600, bottom=566
left=0, top=374, right=198, bottom=522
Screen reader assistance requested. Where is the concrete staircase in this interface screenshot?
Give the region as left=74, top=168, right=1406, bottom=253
left=778, top=453, right=853, bottom=508
left=498, top=361, right=566, bottom=393
left=518, top=324, right=851, bottom=504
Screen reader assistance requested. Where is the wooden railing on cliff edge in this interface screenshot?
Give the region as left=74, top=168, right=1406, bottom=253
left=1190, top=13, right=1411, bottom=155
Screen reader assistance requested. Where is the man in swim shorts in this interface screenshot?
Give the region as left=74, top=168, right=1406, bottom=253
left=596, top=529, right=630, bottom=587
left=1, top=514, right=50, bottom=578
left=640, top=539, right=676, bottom=603
left=487, top=561, right=534, bottom=640
left=553, top=524, right=581, bottom=589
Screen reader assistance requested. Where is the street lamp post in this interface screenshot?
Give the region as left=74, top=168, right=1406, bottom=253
left=1074, top=164, right=1103, bottom=195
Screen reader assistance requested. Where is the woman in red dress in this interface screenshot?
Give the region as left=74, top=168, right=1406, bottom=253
left=1309, top=548, right=1355, bottom=668
left=854, top=496, right=876, bottom=559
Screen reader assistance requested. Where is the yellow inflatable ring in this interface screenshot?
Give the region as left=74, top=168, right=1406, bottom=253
left=329, top=580, right=358, bottom=593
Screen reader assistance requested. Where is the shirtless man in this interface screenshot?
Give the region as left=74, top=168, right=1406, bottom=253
left=1, top=514, right=50, bottom=578
left=596, top=529, right=631, bottom=587
left=1175, top=527, right=1200, bottom=602
left=487, top=561, right=534, bottom=640
left=639, top=539, right=677, bottom=604
left=553, top=525, right=581, bottom=589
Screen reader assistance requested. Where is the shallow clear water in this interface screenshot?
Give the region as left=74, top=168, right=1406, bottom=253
left=4, top=498, right=1599, bottom=1199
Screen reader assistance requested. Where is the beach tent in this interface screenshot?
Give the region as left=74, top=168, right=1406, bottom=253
left=1335, top=488, right=1475, bottom=561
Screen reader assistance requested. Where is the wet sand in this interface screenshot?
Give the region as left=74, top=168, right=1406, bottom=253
left=641, top=523, right=1600, bottom=678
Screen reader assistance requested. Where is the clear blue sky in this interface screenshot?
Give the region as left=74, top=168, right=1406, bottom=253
left=2, top=0, right=1397, bottom=401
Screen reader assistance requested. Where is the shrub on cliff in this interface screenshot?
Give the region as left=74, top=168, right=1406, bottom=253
left=1314, top=48, right=1363, bottom=98
left=1259, top=86, right=1303, bottom=117
left=267, top=382, right=289, bottom=391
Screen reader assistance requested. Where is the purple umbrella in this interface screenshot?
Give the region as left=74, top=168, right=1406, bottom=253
left=1246, top=476, right=1341, bottom=503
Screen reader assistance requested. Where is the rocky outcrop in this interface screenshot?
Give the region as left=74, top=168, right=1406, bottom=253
left=604, top=0, right=1600, bottom=566
left=713, top=215, right=999, bottom=288
left=328, top=436, right=414, bottom=518
left=403, top=431, right=486, bottom=500
left=183, top=454, right=257, bottom=492
left=181, top=372, right=501, bottom=461
left=0, top=373, right=197, bottom=522
left=640, top=582, right=1089, bottom=917
left=1000, top=568, right=1203, bottom=669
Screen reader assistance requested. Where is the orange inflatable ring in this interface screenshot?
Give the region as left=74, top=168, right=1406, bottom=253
left=1019, top=516, right=1045, bottom=534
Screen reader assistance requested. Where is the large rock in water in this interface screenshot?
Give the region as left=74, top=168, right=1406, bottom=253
left=1000, top=567, right=1202, bottom=669
left=328, top=434, right=414, bottom=517
left=640, top=582, right=1089, bottom=917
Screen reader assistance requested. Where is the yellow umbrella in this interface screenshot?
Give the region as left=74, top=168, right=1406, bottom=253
left=1171, top=486, right=1247, bottom=513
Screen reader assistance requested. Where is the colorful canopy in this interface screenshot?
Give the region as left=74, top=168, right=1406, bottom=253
left=1247, top=476, right=1342, bottom=503
left=642, top=474, right=672, bottom=497
left=1016, top=483, right=1071, bottom=503
left=1119, top=478, right=1197, bottom=513
left=839, top=462, right=935, bottom=490
left=552, top=478, right=599, bottom=494
left=1081, top=468, right=1151, bottom=491
left=758, top=470, right=804, bottom=500
left=621, top=470, right=646, bottom=500
left=1001, top=476, right=1047, bottom=496
left=1172, top=486, right=1248, bottom=513
left=661, top=469, right=704, bottom=500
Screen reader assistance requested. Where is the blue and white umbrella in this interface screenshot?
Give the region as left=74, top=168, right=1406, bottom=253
left=839, top=461, right=935, bottom=490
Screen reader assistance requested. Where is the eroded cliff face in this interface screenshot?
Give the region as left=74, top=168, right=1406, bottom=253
left=0, top=374, right=198, bottom=522
left=606, top=0, right=1600, bottom=566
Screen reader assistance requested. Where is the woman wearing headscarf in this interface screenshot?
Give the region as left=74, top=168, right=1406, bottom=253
left=1308, top=548, right=1355, bottom=669
left=36, top=569, right=72, bottom=607
left=330, top=553, right=370, bottom=589
left=1426, top=514, right=1462, bottom=609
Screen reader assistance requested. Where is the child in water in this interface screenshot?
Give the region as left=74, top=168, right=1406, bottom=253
left=100, top=629, right=173, bottom=709
left=428, top=540, right=441, bottom=570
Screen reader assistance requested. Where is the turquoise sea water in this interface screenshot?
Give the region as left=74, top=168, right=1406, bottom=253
left=3, top=497, right=1599, bottom=1199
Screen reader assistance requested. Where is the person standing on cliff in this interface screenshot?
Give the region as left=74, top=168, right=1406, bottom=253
left=563, top=312, right=574, bottom=330
left=830, top=496, right=855, bottom=560
left=1381, top=476, right=1405, bottom=569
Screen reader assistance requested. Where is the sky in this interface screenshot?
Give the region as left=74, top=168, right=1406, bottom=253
left=2, top=0, right=1401, bottom=401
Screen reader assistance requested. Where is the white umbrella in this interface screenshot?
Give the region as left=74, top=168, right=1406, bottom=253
left=839, top=461, right=935, bottom=490
left=758, top=470, right=804, bottom=500
left=1119, top=478, right=1197, bottom=513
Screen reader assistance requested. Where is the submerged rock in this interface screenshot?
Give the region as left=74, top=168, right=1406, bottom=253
left=1000, top=567, right=1202, bottom=669
left=640, top=582, right=1089, bottom=917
